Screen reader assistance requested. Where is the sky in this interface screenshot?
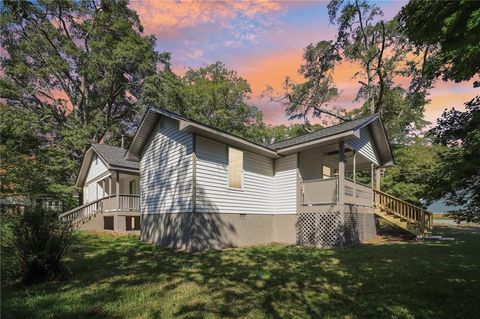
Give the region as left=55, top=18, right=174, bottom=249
left=129, top=0, right=478, bottom=126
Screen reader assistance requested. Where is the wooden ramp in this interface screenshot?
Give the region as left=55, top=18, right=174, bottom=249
left=373, top=189, right=433, bottom=237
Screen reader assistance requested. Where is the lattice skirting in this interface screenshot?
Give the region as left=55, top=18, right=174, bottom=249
left=297, top=211, right=377, bottom=247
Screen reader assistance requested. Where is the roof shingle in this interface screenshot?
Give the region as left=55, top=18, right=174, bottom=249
left=92, top=144, right=139, bottom=170
left=267, top=114, right=379, bottom=150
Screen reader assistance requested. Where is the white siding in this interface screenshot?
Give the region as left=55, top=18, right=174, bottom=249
left=346, top=127, right=379, bottom=165
left=85, top=154, right=108, bottom=183
left=140, top=117, right=193, bottom=214
left=86, top=182, right=98, bottom=203
left=84, top=154, right=108, bottom=203
left=273, top=155, right=297, bottom=214
left=196, top=136, right=274, bottom=214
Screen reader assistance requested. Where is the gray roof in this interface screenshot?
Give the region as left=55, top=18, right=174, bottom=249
left=92, top=144, right=139, bottom=170
left=268, top=114, right=380, bottom=150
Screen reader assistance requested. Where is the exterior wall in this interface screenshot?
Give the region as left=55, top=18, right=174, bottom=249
left=272, top=214, right=297, bottom=244
left=299, top=147, right=324, bottom=180
left=141, top=213, right=297, bottom=250
left=273, top=154, right=297, bottom=214
left=196, top=136, right=274, bottom=214
left=84, top=154, right=109, bottom=203
left=140, top=117, right=193, bottom=215
left=346, top=127, right=379, bottom=165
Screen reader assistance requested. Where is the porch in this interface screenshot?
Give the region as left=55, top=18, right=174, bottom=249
left=61, top=171, right=141, bottom=232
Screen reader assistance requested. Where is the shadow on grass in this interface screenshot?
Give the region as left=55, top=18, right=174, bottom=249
left=2, top=226, right=480, bottom=319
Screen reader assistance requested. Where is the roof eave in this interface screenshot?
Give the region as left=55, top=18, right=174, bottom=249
left=275, top=130, right=358, bottom=155
left=179, top=121, right=281, bottom=159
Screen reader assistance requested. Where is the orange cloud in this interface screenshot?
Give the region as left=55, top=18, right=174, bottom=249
left=131, top=0, right=282, bottom=37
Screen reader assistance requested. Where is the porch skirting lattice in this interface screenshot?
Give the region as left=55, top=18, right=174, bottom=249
left=297, top=211, right=377, bottom=247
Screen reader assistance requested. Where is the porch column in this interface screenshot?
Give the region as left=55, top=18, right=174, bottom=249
left=102, top=179, right=106, bottom=198
left=375, top=167, right=382, bottom=191
left=338, top=141, right=345, bottom=206
left=116, top=171, right=120, bottom=211
left=370, top=163, right=375, bottom=189
left=353, top=150, right=357, bottom=199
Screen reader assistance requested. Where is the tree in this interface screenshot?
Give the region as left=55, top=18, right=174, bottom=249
left=275, top=0, right=430, bottom=142
left=430, top=97, right=480, bottom=222
left=382, top=140, right=446, bottom=207
left=400, top=0, right=480, bottom=222
left=399, top=0, right=480, bottom=83
left=141, top=62, right=266, bottom=143
left=270, top=41, right=343, bottom=124
left=262, top=123, right=324, bottom=144
left=1, top=0, right=164, bottom=199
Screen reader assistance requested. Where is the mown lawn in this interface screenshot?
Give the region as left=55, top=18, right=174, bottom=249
left=2, top=226, right=480, bottom=319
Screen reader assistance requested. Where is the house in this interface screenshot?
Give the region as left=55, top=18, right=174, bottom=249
left=1, top=194, right=65, bottom=213
left=70, top=144, right=140, bottom=233
left=62, top=108, right=433, bottom=249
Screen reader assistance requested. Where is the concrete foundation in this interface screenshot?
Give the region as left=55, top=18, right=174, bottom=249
left=78, top=211, right=140, bottom=235
left=141, top=213, right=298, bottom=250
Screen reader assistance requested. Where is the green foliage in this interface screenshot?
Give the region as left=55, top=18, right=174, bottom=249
left=12, top=208, right=77, bottom=284
left=430, top=97, right=480, bottom=223
left=275, top=41, right=342, bottom=123
left=1, top=0, right=163, bottom=199
left=382, top=141, right=446, bottom=207
left=141, top=62, right=266, bottom=143
left=1, top=212, right=21, bottom=285
left=399, top=0, right=480, bottom=82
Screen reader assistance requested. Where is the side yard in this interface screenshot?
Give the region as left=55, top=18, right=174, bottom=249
left=2, top=226, right=480, bottom=319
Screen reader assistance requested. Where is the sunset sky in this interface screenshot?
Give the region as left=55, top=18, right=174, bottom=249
left=130, top=0, right=478, bottom=126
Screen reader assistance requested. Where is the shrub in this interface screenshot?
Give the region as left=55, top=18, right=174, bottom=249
left=13, top=208, right=76, bottom=284
left=1, top=211, right=21, bottom=285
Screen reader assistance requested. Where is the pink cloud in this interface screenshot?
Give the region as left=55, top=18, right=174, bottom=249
left=131, top=0, right=282, bottom=38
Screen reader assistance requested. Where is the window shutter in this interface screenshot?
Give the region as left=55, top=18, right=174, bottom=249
left=228, top=147, right=243, bottom=189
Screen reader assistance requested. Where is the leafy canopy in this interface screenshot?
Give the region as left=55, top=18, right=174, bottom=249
left=141, top=62, right=266, bottom=143
left=399, top=0, right=480, bottom=82
left=1, top=0, right=163, bottom=198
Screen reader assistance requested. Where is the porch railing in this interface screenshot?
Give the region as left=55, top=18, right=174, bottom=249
left=301, top=177, right=374, bottom=207
left=59, top=194, right=140, bottom=225
left=344, top=178, right=373, bottom=207
left=301, top=178, right=338, bottom=205
left=373, top=189, right=433, bottom=231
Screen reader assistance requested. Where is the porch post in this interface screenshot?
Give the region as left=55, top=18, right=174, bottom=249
left=375, top=167, right=382, bottom=191
left=116, top=171, right=120, bottom=211
left=371, top=163, right=374, bottom=189
left=102, top=179, right=106, bottom=198
left=353, top=150, right=357, bottom=199
left=338, top=141, right=345, bottom=206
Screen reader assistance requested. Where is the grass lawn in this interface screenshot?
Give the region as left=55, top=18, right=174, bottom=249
left=2, top=226, right=480, bottom=319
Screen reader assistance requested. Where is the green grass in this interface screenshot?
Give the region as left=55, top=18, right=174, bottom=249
left=2, top=226, right=480, bottom=319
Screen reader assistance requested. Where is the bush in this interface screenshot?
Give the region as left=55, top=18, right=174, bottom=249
left=1, top=211, right=21, bottom=285
left=12, top=208, right=76, bottom=284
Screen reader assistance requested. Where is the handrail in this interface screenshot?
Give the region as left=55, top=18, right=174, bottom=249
left=59, top=194, right=140, bottom=225
left=373, top=189, right=433, bottom=233
left=59, top=197, right=106, bottom=219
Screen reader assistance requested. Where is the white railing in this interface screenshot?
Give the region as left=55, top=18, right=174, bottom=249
left=59, top=194, right=140, bottom=226
left=301, top=178, right=338, bottom=205
left=344, top=178, right=374, bottom=207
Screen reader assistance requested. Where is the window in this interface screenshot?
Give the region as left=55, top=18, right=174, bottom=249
left=129, top=180, right=137, bottom=195
left=228, top=147, right=243, bottom=189
left=323, top=165, right=331, bottom=178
